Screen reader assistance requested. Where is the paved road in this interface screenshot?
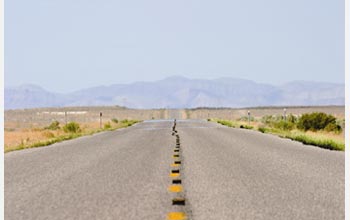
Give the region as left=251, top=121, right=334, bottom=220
left=5, top=120, right=344, bottom=220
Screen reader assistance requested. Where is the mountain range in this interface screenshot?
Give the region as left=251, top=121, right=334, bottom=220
left=5, top=76, right=344, bottom=109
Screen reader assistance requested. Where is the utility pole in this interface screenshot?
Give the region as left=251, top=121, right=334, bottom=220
left=100, top=112, right=102, bottom=129
left=284, top=108, right=287, bottom=121
left=248, top=110, right=251, bottom=125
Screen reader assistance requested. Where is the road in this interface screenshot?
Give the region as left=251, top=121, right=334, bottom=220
left=5, top=120, right=344, bottom=220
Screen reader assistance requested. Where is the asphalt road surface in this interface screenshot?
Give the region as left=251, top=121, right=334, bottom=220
left=5, top=120, right=344, bottom=220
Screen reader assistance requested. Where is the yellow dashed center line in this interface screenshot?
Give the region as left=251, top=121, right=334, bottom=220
left=168, top=129, right=187, bottom=220
left=168, top=185, right=183, bottom=192
left=167, top=212, right=187, bottom=220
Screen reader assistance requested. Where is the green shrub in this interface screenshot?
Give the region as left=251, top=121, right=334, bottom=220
left=273, top=120, right=294, bottom=131
left=265, top=115, right=284, bottom=123
left=111, top=118, right=119, bottom=123
left=45, top=120, right=60, bottom=130
left=262, top=114, right=297, bottom=126
left=104, top=122, right=112, bottom=129
left=286, top=114, right=297, bottom=123
left=240, top=125, right=253, bottom=129
left=261, top=115, right=275, bottom=126
left=127, top=120, right=139, bottom=126
left=297, top=112, right=338, bottom=132
left=121, top=119, right=129, bottom=123
left=337, top=119, right=345, bottom=130
left=63, top=122, right=81, bottom=133
left=324, top=123, right=342, bottom=133
left=258, top=127, right=267, bottom=133
left=238, top=116, right=255, bottom=122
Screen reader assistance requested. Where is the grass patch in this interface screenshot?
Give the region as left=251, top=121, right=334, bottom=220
left=5, top=133, right=82, bottom=153
left=5, top=119, right=140, bottom=153
left=284, top=133, right=344, bottom=151
left=216, top=119, right=237, bottom=128
left=214, top=119, right=344, bottom=151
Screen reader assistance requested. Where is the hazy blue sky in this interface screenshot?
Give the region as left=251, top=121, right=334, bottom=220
left=5, top=0, right=344, bottom=93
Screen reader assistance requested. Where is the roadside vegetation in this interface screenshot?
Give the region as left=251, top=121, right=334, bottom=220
left=211, top=112, right=344, bottom=151
left=4, top=119, right=140, bottom=153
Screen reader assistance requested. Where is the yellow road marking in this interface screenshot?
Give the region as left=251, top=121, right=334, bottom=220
left=167, top=212, right=187, bottom=220
left=171, top=163, right=180, bottom=167
left=169, top=173, right=180, bottom=178
left=168, top=185, right=182, bottom=192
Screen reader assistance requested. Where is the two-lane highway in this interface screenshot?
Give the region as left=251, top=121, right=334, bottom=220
left=5, top=120, right=344, bottom=219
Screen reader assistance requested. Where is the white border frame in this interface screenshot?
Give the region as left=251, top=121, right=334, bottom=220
left=0, top=0, right=4, bottom=218
left=345, top=0, right=349, bottom=219
left=0, top=1, right=347, bottom=219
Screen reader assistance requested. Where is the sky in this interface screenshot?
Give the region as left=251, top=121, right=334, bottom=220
left=5, top=0, right=344, bottom=93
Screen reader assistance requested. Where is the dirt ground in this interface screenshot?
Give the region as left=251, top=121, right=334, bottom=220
left=5, top=105, right=344, bottom=130
left=185, top=106, right=344, bottom=120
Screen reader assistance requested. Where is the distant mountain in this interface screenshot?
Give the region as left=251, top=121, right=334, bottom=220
left=4, top=84, right=66, bottom=109
left=5, top=77, right=344, bottom=109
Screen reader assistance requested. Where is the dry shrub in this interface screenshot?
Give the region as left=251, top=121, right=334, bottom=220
left=42, top=131, right=55, bottom=138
